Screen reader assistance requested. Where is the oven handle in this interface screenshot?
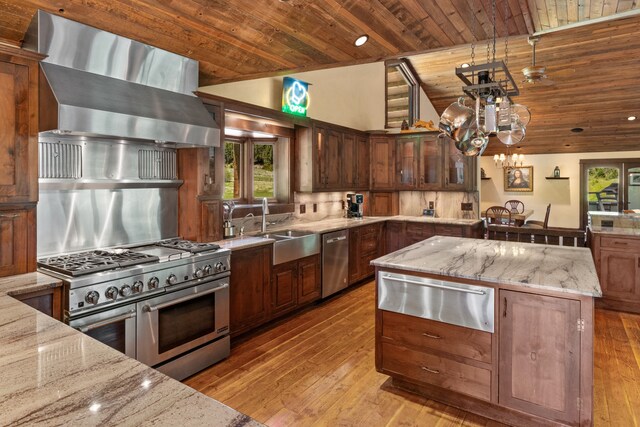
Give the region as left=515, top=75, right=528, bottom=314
left=143, top=283, right=229, bottom=313
left=77, top=310, right=137, bottom=332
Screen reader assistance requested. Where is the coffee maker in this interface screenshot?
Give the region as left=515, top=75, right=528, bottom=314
left=346, top=193, right=364, bottom=218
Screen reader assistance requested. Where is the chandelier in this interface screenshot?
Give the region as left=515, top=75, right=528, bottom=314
left=494, top=152, right=525, bottom=168
left=438, top=0, right=531, bottom=157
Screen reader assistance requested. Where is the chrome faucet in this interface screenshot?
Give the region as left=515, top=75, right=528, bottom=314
left=261, top=197, right=270, bottom=233
left=239, top=213, right=254, bottom=236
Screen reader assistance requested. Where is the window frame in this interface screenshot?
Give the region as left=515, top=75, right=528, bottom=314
left=385, top=58, right=420, bottom=129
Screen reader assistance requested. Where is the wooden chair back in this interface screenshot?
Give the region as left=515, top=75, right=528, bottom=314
left=505, top=200, right=525, bottom=214
left=542, top=203, right=551, bottom=228
left=486, top=206, right=512, bottom=225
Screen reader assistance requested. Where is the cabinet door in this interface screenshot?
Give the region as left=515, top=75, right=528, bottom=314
left=313, top=126, right=327, bottom=189
left=13, top=287, right=64, bottom=321
left=370, top=192, right=398, bottom=216
left=419, top=135, right=443, bottom=189
left=200, top=200, right=222, bottom=242
left=385, top=222, right=404, bottom=254
left=499, top=290, right=581, bottom=424
left=396, top=137, right=418, bottom=189
left=371, top=136, right=395, bottom=190
left=600, top=249, right=640, bottom=301
left=229, top=246, right=272, bottom=336
left=444, top=139, right=475, bottom=190
left=348, top=227, right=361, bottom=284
left=271, top=261, right=298, bottom=316
left=0, top=208, right=31, bottom=277
left=324, top=130, right=342, bottom=189
left=298, top=255, right=321, bottom=304
left=355, top=136, right=370, bottom=189
left=0, top=58, right=37, bottom=203
left=342, top=133, right=356, bottom=188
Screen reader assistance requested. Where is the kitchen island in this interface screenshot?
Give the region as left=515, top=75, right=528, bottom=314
left=0, top=273, right=260, bottom=427
left=372, top=236, right=601, bottom=427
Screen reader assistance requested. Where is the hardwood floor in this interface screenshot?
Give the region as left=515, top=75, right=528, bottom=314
left=184, top=281, right=640, bottom=426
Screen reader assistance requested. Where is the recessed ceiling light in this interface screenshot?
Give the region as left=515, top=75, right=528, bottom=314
left=571, top=127, right=584, bottom=133
left=460, top=63, right=470, bottom=68
left=628, top=115, right=637, bottom=121
left=354, top=35, right=369, bottom=47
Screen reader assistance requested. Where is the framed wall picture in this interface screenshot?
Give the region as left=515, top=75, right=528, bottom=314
left=504, top=166, right=534, bottom=192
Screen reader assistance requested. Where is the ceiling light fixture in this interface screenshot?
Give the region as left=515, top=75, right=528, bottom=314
left=354, top=35, right=368, bottom=47
left=494, top=152, right=525, bottom=168
left=460, top=63, right=470, bottom=68
left=628, top=115, right=637, bottom=121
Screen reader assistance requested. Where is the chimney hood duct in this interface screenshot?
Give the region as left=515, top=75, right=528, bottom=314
left=24, top=10, right=220, bottom=147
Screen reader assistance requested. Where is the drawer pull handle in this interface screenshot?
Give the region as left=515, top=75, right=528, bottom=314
left=382, top=275, right=487, bottom=295
left=422, top=332, right=442, bottom=339
left=421, top=366, right=440, bottom=374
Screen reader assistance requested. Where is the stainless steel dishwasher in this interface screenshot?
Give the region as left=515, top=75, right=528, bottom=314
left=322, top=229, right=349, bottom=298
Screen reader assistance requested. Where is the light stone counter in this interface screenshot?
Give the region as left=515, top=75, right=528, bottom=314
left=215, top=235, right=276, bottom=251
left=371, top=236, right=602, bottom=297
left=0, top=272, right=260, bottom=427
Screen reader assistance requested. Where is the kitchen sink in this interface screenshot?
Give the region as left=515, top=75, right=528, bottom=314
left=260, top=230, right=320, bottom=265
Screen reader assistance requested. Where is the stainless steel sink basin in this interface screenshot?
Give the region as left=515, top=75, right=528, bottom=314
left=260, top=230, right=320, bottom=264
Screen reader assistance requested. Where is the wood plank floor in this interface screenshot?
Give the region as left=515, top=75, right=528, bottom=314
left=184, top=281, right=640, bottom=426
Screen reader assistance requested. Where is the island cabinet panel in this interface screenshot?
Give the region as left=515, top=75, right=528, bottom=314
left=13, top=287, right=64, bottom=321
left=381, top=341, right=492, bottom=402
left=297, top=254, right=321, bottom=305
left=271, top=260, right=298, bottom=317
left=599, top=249, right=640, bottom=301
left=404, top=222, right=435, bottom=246
left=499, top=290, right=581, bottom=424
left=229, top=245, right=272, bottom=337
left=381, top=311, right=491, bottom=364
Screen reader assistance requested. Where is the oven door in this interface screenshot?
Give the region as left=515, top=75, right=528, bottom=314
left=136, top=278, right=229, bottom=367
left=69, top=304, right=137, bottom=358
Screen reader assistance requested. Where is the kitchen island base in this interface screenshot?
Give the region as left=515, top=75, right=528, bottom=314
left=372, top=237, right=601, bottom=427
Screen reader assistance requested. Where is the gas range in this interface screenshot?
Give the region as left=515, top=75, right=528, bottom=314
left=38, top=239, right=230, bottom=317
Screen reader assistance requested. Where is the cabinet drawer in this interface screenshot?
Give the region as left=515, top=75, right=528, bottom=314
left=600, top=236, right=640, bottom=251
left=381, top=310, right=491, bottom=363
left=435, top=224, right=463, bottom=237
left=381, top=341, right=491, bottom=401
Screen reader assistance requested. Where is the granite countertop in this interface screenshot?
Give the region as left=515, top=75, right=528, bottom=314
left=387, top=215, right=482, bottom=226
left=371, top=236, right=602, bottom=297
left=589, top=225, right=640, bottom=236
left=215, top=235, right=276, bottom=251
left=0, top=272, right=260, bottom=426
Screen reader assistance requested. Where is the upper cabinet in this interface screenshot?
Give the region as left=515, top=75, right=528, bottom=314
left=0, top=46, right=41, bottom=204
left=372, top=132, right=475, bottom=192
left=297, top=123, right=369, bottom=192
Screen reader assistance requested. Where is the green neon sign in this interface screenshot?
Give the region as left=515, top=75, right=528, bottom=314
left=282, top=77, right=310, bottom=117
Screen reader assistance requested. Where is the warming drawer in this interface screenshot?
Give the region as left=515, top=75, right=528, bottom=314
left=378, top=272, right=494, bottom=333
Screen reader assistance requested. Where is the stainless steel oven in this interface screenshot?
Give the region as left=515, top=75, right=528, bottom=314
left=68, top=303, right=137, bottom=358
left=136, top=277, right=230, bottom=380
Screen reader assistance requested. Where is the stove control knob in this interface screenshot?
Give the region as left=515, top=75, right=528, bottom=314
left=194, top=268, right=204, bottom=279
left=214, top=262, right=224, bottom=273
left=105, top=286, right=119, bottom=300
left=204, top=264, right=212, bottom=275
left=132, top=280, right=144, bottom=293
left=167, top=274, right=178, bottom=286
left=85, top=291, right=100, bottom=305
left=120, top=284, right=132, bottom=297
left=148, top=277, right=159, bottom=290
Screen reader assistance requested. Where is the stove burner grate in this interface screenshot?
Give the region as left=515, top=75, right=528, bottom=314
left=156, top=239, right=221, bottom=254
left=38, top=250, right=159, bottom=277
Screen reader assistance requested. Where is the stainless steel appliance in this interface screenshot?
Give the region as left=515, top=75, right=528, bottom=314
left=346, top=193, right=364, bottom=218
left=40, top=239, right=231, bottom=380
left=378, top=272, right=495, bottom=332
left=322, top=230, right=349, bottom=298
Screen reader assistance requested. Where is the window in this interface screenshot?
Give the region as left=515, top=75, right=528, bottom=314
left=223, top=137, right=289, bottom=204
left=385, top=58, right=420, bottom=128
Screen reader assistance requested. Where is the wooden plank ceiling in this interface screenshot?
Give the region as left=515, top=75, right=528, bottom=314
left=410, top=14, right=640, bottom=155
left=0, top=1, right=638, bottom=153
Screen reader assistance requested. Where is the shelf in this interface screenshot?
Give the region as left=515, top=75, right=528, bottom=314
left=481, top=177, right=492, bottom=180
left=545, top=177, right=570, bottom=180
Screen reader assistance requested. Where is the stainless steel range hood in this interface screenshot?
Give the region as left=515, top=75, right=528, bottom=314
left=24, top=10, right=220, bottom=147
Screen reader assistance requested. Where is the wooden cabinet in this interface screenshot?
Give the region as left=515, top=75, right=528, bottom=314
left=0, top=207, right=36, bottom=277
left=12, top=287, right=64, bottom=321
left=385, top=221, right=403, bottom=254
left=271, top=260, right=298, bottom=317
left=200, top=200, right=223, bottom=242
left=396, top=136, right=419, bottom=189
left=443, top=138, right=475, bottom=191
left=370, top=136, right=395, bottom=190
left=499, top=290, right=581, bottom=424
left=298, top=123, right=369, bottom=192
left=229, top=245, right=272, bottom=337
left=349, top=223, right=384, bottom=285
left=384, top=221, right=482, bottom=255
left=591, top=233, right=640, bottom=312
left=369, top=192, right=399, bottom=216
left=297, top=254, right=321, bottom=304
left=419, top=134, right=443, bottom=190
left=404, top=222, right=435, bottom=246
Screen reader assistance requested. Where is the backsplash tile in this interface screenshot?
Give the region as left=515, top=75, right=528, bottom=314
left=399, top=191, right=479, bottom=219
